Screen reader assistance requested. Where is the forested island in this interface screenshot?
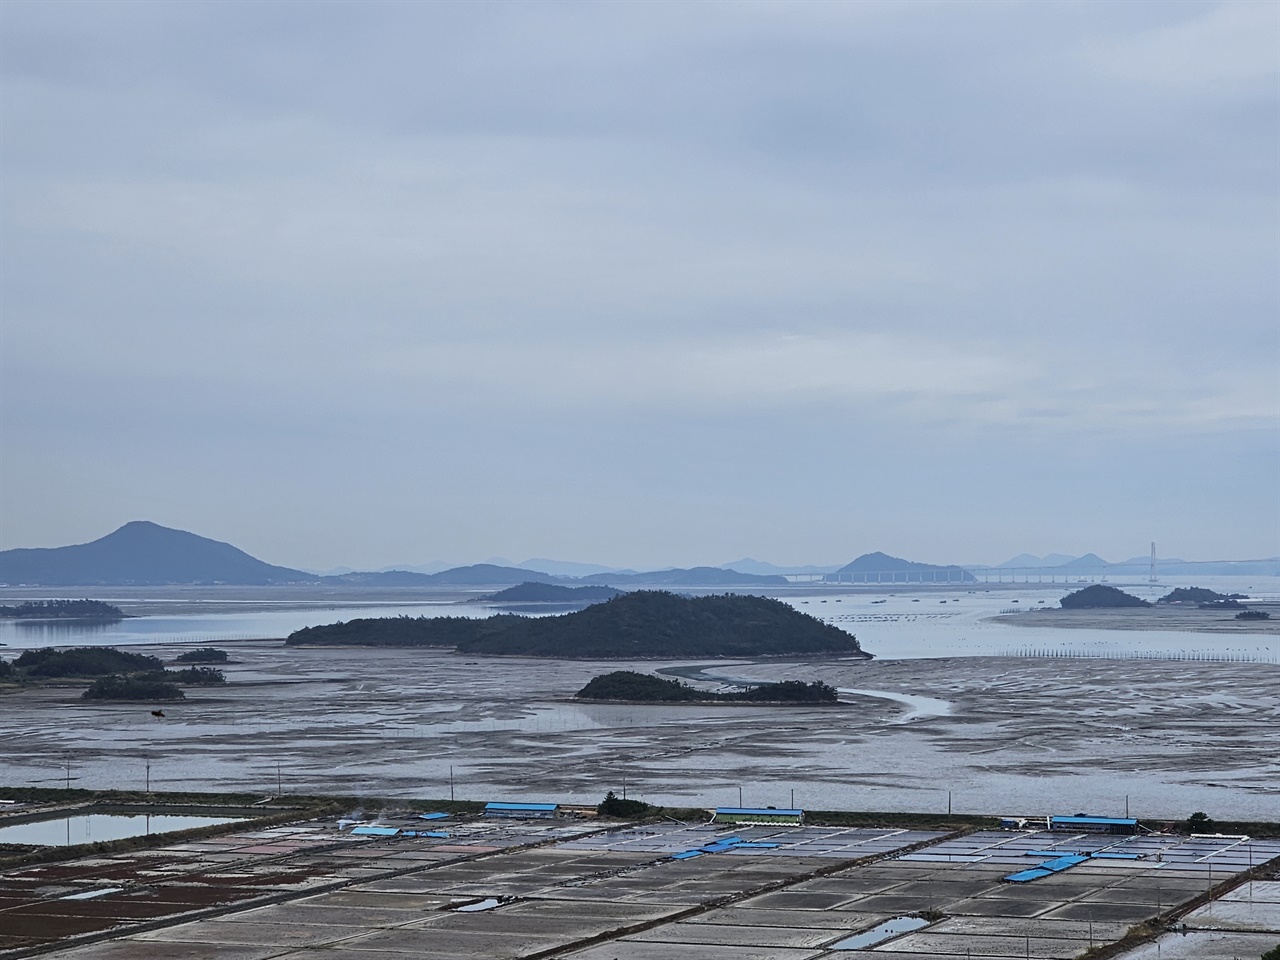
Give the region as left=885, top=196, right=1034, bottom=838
left=0, top=646, right=225, bottom=701
left=0, top=599, right=125, bottom=620
left=286, top=591, right=869, bottom=659
left=1060, top=585, right=1151, bottom=609
left=576, top=670, right=838, bottom=703
left=1158, top=587, right=1245, bottom=604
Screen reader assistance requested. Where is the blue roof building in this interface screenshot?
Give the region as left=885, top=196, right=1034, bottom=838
left=484, top=802, right=559, bottom=819
left=1049, top=815, right=1137, bottom=835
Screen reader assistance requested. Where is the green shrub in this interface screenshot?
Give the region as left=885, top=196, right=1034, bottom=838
left=15, top=647, right=164, bottom=678
left=597, top=791, right=651, bottom=818
left=82, top=676, right=185, bottom=701
left=174, top=647, right=229, bottom=663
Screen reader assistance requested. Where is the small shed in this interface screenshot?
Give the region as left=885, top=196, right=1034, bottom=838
left=1049, top=815, right=1137, bottom=835
left=484, top=802, right=559, bottom=819
left=712, top=807, right=804, bottom=826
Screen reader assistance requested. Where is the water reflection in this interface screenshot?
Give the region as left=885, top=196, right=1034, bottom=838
left=0, top=813, right=245, bottom=846
left=12, top=620, right=116, bottom=637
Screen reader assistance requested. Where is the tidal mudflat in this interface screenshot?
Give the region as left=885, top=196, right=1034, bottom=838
left=2, top=642, right=1276, bottom=821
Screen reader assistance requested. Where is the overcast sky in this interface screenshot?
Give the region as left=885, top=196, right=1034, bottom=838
left=1, top=0, right=1277, bottom=571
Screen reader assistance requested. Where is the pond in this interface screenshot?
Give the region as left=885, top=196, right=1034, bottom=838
left=0, top=812, right=246, bottom=847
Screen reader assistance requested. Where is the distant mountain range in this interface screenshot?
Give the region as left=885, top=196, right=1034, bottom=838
left=984, top=553, right=1278, bottom=576
left=826, top=552, right=975, bottom=583
left=995, top=553, right=1079, bottom=569
left=576, top=566, right=789, bottom=587
left=0, top=521, right=310, bottom=586
left=719, top=558, right=843, bottom=576
left=2, top=522, right=1273, bottom=587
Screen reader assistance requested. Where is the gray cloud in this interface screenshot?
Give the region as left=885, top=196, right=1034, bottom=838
left=2, top=0, right=1276, bottom=568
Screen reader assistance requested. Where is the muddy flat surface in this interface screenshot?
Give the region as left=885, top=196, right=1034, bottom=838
left=1, top=644, right=1277, bottom=820
left=989, top=605, right=1280, bottom=634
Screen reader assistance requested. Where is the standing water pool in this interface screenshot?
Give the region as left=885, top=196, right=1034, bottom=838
left=0, top=812, right=246, bottom=847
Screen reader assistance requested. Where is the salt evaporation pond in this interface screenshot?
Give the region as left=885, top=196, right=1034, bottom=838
left=0, top=813, right=245, bottom=846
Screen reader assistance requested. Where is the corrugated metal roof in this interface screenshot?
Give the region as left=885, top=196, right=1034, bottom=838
left=350, top=826, right=400, bottom=837
left=417, top=812, right=449, bottom=821
left=484, top=802, right=558, bottom=812
left=1041, top=855, right=1088, bottom=872
left=714, top=808, right=803, bottom=816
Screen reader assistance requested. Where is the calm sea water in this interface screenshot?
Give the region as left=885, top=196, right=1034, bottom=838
left=0, top=576, right=1275, bottom=660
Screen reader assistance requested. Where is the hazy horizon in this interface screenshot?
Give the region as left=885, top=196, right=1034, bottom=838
left=2, top=517, right=1273, bottom=575
left=3, top=1, right=1276, bottom=571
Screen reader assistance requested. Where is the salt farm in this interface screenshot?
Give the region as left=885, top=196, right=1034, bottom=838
left=0, top=799, right=1278, bottom=959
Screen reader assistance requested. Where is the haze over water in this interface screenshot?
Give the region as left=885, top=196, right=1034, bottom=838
left=2, top=576, right=1275, bottom=660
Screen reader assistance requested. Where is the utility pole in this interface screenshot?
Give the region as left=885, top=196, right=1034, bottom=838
left=449, top=765, right=455, bottom=802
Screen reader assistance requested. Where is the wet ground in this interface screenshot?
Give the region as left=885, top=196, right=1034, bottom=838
left=989, top=605, right=1280, bottom=635
left=1, top=643, right=1277, bottom=821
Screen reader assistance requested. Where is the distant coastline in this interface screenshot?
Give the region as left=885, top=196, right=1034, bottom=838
left=988, top=605, right=1280, bottom=634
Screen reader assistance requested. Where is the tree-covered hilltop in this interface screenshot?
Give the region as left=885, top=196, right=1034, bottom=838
left=1059, top=585, right=1151, bottom=609
left=287, top=591, right=869, bottom=659
left=576, top=670, right=838, bottom=703
left=1157, top=587, right=1245, bottom=604
left=9, top=647, right=225, bottom=695
left=0, top=599, right=125, bottom=620
left=174, top=647, right=229, bottom=663
left=15, top=647, right=163, bottom=678
left=286, top=614, right=509, bottom=648
left=82, top=676, right=185, bottom=701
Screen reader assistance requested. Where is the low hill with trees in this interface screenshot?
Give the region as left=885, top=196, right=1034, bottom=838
left=0, top=599, right=125, bottom=620
left=82, top=676, right=185, bottom=701
left=576, top=670, right=838, bottom=703
left=174, top=647, right=230, bottom=663
left=287, top=591, right=869, bottom=659
left=1060, top=585, right=1151, bottom=609
left=1157, top=587, right=1245, bottom=604
left=15, top=647, right=163, bottom=678
left=6, top=646, right=225, bottom=699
